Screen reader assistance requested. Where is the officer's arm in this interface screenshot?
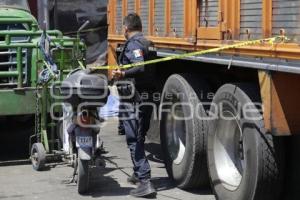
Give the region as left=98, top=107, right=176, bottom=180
left=123, top=42, right=145, bottom=78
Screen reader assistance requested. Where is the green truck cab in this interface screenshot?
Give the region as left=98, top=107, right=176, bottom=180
left=0, top=0, right=87, bottom=155
left=0, top=0, right=85, bottom=116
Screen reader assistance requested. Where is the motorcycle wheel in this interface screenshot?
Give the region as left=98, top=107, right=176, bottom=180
left=77, top=158, right=89, bottom=194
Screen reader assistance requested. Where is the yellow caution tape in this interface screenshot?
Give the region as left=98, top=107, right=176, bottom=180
left=91, top=36, right=287, bottom=71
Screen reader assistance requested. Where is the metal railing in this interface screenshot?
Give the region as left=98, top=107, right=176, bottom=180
left=0, top=32, right=29, bottom=87
left=0, top=17, right=85, bottom=88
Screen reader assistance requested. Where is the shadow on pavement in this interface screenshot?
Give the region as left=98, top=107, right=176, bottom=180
left=89, top=167, right=134, bottom=198
left=0, top=116, right=34, bottom=161
left=62, top=166, right=134, bottom=198
left=145, top=143, right=164, bottom=164
left=152, top=176, right=213, bottom=196
left=151, top=177, right=175, bottom=192
left=186, top=188, right=214, bottom=196
left=145, top=143, right=214, bottom=196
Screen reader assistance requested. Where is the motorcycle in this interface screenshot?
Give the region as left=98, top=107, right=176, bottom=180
left=60, top=69, right=109, bottom=194
left=65, top=108, right=105, bottom=194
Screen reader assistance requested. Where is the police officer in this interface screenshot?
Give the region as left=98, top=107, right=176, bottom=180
left=112, top=13, right=156, bottom=197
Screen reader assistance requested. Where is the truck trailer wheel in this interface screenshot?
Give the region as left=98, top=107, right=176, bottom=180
left=207, top=84, right=285, bottom=200
left=31, top=143, right=46, bottom=171
left=160, top=74, right=209, bottom=189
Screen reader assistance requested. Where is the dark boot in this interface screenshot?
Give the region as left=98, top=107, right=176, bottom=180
left=130, top=180, right=156, bottom=198
left=118, top=131, right=125, bottom=135
left=118, top=120, right=125, bottom=135
left=127, top=173, right=140, bottom=185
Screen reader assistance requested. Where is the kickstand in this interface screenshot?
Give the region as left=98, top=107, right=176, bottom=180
left=67, top=160, right=78, bottom=184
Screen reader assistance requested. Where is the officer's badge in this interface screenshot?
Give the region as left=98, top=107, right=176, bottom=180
left=133, top=49, right=143, bottom=58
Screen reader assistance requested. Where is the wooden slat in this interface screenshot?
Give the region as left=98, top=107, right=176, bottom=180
left=199, top=0, right=219, bottom=27
left=127, top=0, right=135, bottom=14
left=197, top=27, right=222, bottom=39
left=272, top=0, right=300, bottom=42
left=240, top=0, right=263, bottom=40
left=154, top=0, right=166, bottom=36
left=140, top=0, right=150, bottom=35
left=170, top=0, right=184, bottom=37
left=115, top=0, right=123, bottom=34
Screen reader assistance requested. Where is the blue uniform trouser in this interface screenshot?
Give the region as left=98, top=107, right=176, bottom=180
left=119, top=95, right=152, bottom=182
left=118, top=104, right=125, bottom=135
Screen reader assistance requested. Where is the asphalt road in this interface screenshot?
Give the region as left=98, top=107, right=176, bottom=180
left=0, top=118, right=215, bottom=200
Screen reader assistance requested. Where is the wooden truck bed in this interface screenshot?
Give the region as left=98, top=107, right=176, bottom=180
left=108, top=0, right=300, bottom=62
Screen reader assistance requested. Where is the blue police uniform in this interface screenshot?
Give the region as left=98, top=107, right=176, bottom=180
left=117, top=32, right=155, bottom=182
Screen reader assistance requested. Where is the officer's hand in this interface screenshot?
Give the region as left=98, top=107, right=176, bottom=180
left=112, top=69, right=125, bottom=80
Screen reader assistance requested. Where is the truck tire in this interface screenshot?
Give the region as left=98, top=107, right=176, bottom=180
left=31, top=143, right=46, bottom=171
left=207, top=83, right=285, bottom=200
left=77, top=158, right=89, bottom=194
left=160, top=74, right=210, bottom=189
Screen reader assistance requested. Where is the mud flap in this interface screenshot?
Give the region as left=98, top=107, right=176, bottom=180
left=78, top=148, right=92, bottom=160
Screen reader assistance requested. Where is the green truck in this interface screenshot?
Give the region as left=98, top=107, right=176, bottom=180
left=0, top=0, right=86, bottom=156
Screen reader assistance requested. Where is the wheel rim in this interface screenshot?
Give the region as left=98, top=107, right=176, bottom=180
left=213, top=110, right=245, bottom=191
left=165, top=97, right=187, bottom=165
